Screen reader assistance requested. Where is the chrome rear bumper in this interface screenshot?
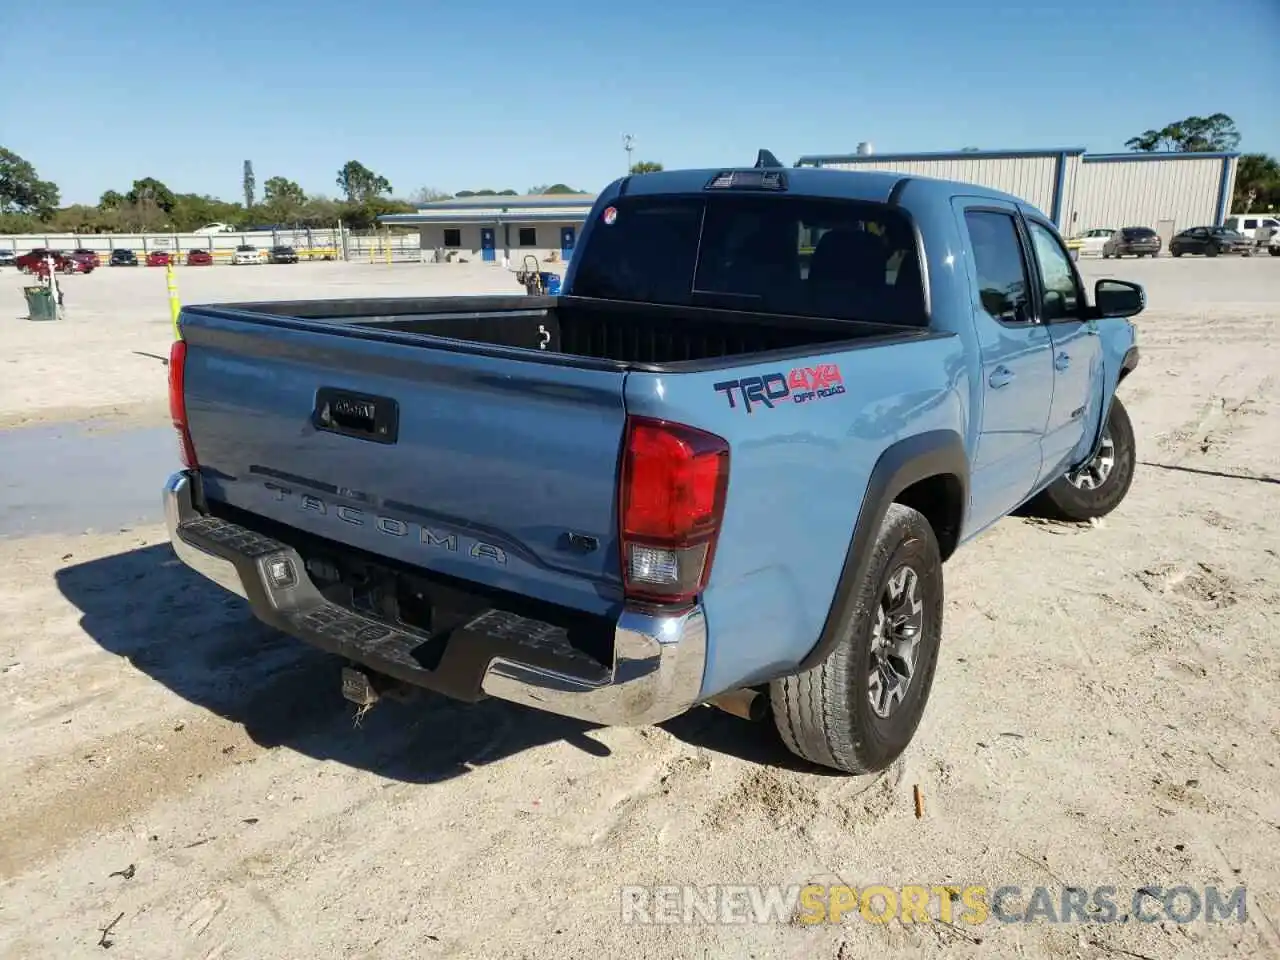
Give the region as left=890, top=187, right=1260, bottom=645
left=163, top=470, right=705, bottom=726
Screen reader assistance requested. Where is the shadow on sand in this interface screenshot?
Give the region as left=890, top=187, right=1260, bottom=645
left=55, top=542, right=807, bottom=782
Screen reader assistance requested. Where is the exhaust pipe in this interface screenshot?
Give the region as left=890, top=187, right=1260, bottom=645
left=708, top=688, right=768, bottom=722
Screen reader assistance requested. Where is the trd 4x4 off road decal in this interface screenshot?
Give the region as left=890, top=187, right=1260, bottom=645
left=713, top=364, right=846, bottom=413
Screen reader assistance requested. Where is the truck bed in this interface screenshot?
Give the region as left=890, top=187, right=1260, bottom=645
left=206, top=294, right=931, bottom=370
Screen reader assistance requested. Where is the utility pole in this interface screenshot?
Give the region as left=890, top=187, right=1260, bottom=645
left=622, top=134, right=635, bottom=175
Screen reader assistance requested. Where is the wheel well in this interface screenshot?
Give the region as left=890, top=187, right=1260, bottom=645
left=1118, top=365, right=1135, bottom=384
left=894, top=474, right=964, bottom=560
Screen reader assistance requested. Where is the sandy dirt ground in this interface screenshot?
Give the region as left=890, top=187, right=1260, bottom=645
left=1, top=258, right=1278, bottom=959
left=0, top=262, right=521, bottom=429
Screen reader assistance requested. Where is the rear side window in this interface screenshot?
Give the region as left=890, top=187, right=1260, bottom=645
left=963, top=210, right=1031, bottom=325
left=1123, top=227, right=1156, bottom=238
left=571, top=194, right=926, bottom=326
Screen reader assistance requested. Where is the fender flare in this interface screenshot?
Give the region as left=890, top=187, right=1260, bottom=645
left=1078, top=345, right=1140, bottom=467
left=797, top=429, right=969, bottom=672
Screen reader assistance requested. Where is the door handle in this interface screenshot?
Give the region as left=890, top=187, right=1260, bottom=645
left=989, top=366, right=1015, bottom=389
left=1054, top=352, right=1070, bottom=371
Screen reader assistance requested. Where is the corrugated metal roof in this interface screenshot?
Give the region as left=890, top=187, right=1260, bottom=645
left=415, top=193, right=596, bottom=210
left=1082, top=151, right=1241, bottom=163
left=797, top=147, right=1087, bottom=165
left=380, top=210, right=590, bottom=224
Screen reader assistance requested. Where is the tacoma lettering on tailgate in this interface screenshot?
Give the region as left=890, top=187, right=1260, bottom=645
left=262, top=482, right=508, bottom=565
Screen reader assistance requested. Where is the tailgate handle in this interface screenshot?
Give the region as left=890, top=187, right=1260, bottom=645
left=313, top=388, right=399, bottom=444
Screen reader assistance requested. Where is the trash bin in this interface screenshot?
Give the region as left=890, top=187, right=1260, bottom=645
left=24, top=285, right=56, bottom=321
left=539, top=272, right=562, bottom=295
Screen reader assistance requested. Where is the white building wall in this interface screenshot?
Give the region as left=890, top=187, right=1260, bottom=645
left=1070, top=157, right=1230, bottom=234
left=815, top=155, right=1061, bottom=215
left=417, top=219, right=583, bottom=265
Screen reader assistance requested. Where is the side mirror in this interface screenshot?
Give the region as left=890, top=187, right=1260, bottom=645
left=1094, top=278, right=1145, bottom=319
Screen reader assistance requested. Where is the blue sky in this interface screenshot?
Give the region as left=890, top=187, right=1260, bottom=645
left=2, top=0, right=1277, bottom=205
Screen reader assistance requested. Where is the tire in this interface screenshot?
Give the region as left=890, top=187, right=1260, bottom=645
left=1172, top=247, right=1182, bottom=257
left=1270, top=248, right=1280, bottom=257
left=1031, top=395, right=1136, bottom=522
left=1205, top=245, right=1219, bottom=258
left=771, top=504, right=944, bottom=775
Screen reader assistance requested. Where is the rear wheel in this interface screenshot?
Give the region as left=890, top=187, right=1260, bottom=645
left=1206, top=244, right=1219, bottom=257
left=1270, top=247, right=1280, bottom=257
left=771, top=504, right=944, bottom=775
left=1031, top=396, right=1136, bottom=522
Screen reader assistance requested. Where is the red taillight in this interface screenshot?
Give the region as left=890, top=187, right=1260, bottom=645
left=168, top=339, right=198, bottom=468
left=619, top=417, right=730, bottom=605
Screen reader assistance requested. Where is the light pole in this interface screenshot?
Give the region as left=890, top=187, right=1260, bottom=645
left=622, top=134, right=635, bottom=175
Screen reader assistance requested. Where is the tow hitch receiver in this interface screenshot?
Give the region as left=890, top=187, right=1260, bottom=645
left=341, top=666, right=382, bottom=708
left=341, top=665, right=416, bottom=708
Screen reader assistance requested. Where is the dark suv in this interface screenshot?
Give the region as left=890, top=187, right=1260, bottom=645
left=1103, top=227, right=1162, bottom=259
left=268, top=245, right=299, bottom=264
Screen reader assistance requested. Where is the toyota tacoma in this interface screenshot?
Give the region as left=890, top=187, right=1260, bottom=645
left=162, top=153, right=1143, bottom=774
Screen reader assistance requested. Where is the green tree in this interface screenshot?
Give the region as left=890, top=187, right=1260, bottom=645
left=0, top=147, right=60, bottom=217
left=411, top=186, right=451, bottom=203
left=262, top=176, right=307, bottom=220
left=629, top=160, right=663, bottom=174
left=98, top=189, right=125, bottom=210
left=338, top=196, right=414, bottom=231
left=1125, top=114, right=1242, bottom=153
left=1233, top=153, right=1280, bottom=212
left=170, top=194, right=247, bottom=231
left=336, top=160, right=392, bottom=203
left=49, top=204, right=106, bottom=233
left=297, top=194, right=342, bottom=225
left=126, top=177, right=177, bottom=213
left=243, top=160, right=256, bottom=208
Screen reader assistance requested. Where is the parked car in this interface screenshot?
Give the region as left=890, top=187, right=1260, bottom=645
left=0, top=249, right=16, bottom=268
left=186, top=249, right=214, bottom=266
left=163, top=156, right=1144, bottom=775
left=110, top=249, right=139, bottom=267
left=233, top=244, right=261, bottom=265
left=16, top=249, right=91, bottom=274
left=1074, top=227, right=1116, bottom=257
left=68, top=249, right=100, bottom=272
left=15, top=248, right=65, bottom=273
left=146, top=251, right=173, bottom=267
left=267, top=245, right=299, bottom=264
left=1168, top=226, right=1254, bottom=257
left=1102, top=226, right=1161, bottom=258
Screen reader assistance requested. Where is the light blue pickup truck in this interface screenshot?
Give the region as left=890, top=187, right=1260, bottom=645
left=163, top=153, right=1143, bottom=774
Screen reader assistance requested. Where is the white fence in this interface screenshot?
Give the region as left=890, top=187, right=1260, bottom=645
left=0, top=227, right=347, bottom=262
left=344, top=233, right=425, bottom=263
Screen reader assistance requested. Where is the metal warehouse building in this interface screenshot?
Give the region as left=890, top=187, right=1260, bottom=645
left=379, top=194, right=595, bottom=264
left=795, top=147, right=1239, bottom=249
left=381, top=148, right=1239, bottom=262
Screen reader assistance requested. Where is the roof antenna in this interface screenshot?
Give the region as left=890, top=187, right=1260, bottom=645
left=754, top=149, right=783, bottom=169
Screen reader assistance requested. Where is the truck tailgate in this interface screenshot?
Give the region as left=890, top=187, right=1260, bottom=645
left=180, top=312, right=627, bottom=615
